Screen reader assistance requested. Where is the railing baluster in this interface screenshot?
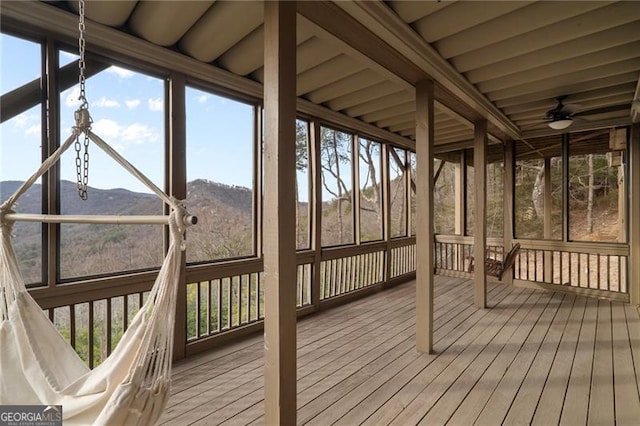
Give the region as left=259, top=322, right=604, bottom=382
left=569, top=252, right=573, bottom=287
left=353, top=256, right=359, bottom=290
left=216, top=279, right=222, bottom=330
left=89, top=300, right=94, bottom=369
left=306, top=264, right=311, bottom=304
left=106, top=298, right=112, bottom=356
left=328, top=259, right=335, bottom=297
left=226, top=278, right=231, bottom=328
left=320, top=261, right=326, bottom=300
left=236, top=276, right=242, bottom=324
left=70, top=305, right=76, bottom=350
left=211, top=282, right=218, bottom=332
left=196, top=281, right=202, bottom=337
left=624, top=257, right=628, bottom=293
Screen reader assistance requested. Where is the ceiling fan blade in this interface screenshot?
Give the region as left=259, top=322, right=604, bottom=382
left=519, top=121, right=549, bottom=131
left=573, top=103, right=631, bottom=117
left=560, top=103, right=581, bottom=114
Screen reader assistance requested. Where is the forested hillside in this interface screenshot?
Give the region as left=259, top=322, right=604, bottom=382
left=1, top=179, right=255, bottom=280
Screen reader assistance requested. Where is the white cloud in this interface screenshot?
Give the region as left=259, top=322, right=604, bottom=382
left=147, top=97, right=163, bottom=112
left=12, top=113, right=30, bottom=128
left=107, top=66, right=134, bottom=79
left=92, top=118, right=122, bottom=140
left=90, top=118, right=160, bottom=149
left=197, top=94, right=209, bottom=103
left=65, top=87, right=82, bottom=107
left=125, top=99, right=141, bottom=110
left=15, top=115, right=28, bottom=127
left=121, top=123, right=160, bottom=144
left=94, top=96, right=120, bottom=108
left=25, top=124, right=41, bottom=135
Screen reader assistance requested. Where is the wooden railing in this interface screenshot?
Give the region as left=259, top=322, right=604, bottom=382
left=44, top=289, right=149, bottom=369
left=185, top=261, right=314, bottom=341
left=389, top=237, right=416, bottom=279
left=35, top=237, right=417, bottom=363
left=35, top=232, right=632, bottom=365
left=320, top=243, right=385, bottom=300
left=434, top=235, right=503, bottom=275
left=513, top=240, right=629, bottom=295
left=433, top=234, right=630, bottom=299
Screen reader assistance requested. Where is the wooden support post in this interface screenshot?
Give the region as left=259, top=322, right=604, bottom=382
left=562, top=134, right=570, bottom=242
left=382, top=143, right=391, bottom=283
left=311, top=121, right=322, bottom=308
left=543, top=157, right=553, bottom=283
left=168, top=73, right=188, bottom=361
left=263, top=1, right=297, bottom=424
left=503, top=140, right=514, bottom=286
left=254, top=106, right=264, bottom=258
left=474, top=120, right=487, bottom=308
left=630, top=123, right=640, bottom=305
left=455, top=152, right=465, bottom=268
left=353, top=134, right=362, bottom=246
left=44, top=36, right=59, bottom=288
left=415, top=80, right=435, bottom=353
left=618, top=160, right=626, bottom=244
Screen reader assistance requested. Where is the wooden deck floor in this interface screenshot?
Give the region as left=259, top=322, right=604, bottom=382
left=162, top=277, right=640, bottom=425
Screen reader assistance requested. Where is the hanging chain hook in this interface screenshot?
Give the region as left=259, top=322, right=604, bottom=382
left=74, top=0, right=91, bottom=200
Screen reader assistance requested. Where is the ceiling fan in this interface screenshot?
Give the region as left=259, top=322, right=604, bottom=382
left=544, top=95, right=631, bottom=130
left=545, top=96, right=578, bottom=130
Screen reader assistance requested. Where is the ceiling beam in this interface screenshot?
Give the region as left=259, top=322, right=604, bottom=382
left=1, top=59, right=109, bottom=124
left=326, top=0, right=521, bottom=141
left=296, top=1, right=510, bottom=143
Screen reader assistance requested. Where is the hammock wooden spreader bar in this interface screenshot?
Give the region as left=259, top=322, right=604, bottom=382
left=3, top=213, right=197, bottom=226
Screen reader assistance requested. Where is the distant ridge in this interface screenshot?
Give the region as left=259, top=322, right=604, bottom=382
left=0, top=179, right=253, bottom=216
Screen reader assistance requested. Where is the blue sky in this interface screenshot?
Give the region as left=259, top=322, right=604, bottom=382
left=1, top=33, right=255, bottom=195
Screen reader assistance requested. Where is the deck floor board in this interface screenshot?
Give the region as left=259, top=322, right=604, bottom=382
left=163, top=277, right=640, bottom=425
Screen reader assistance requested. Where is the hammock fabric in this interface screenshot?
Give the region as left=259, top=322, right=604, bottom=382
left=0, top=119, right=192, bottom=425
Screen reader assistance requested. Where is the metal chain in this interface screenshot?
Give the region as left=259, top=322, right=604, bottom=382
left=75, top=0, right=90, bottom=200
left=77, top=0, right=87, bottom=109
left=75, top=131, right=90, bottom=200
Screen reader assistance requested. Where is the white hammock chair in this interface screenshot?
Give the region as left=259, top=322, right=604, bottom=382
left=0, top=105, right=195, bottom=423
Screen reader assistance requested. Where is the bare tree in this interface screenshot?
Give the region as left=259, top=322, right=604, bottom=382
left=358, top=140, right=382, bottom=220
left=320, top=127, right=352, bottom=245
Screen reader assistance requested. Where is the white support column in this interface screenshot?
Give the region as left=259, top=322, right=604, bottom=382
left=415, top=80, right=435, bottom=353
left=263, top=1, right=297, bottom=424
left=503, top=140, right=514, bottom=286
left=474, top=120, right=487, bottom=308
left=630, top=123, right=640, bottom=305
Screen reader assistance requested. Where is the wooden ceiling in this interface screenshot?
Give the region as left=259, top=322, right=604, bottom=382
left=6, top=1, right=640, bottom=148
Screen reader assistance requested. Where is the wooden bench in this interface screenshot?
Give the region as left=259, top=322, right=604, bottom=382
left=468, top=243, right=521, bottom=281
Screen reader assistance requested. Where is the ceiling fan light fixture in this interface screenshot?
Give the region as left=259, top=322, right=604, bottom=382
left=548, top=118, right=572, bottom=130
